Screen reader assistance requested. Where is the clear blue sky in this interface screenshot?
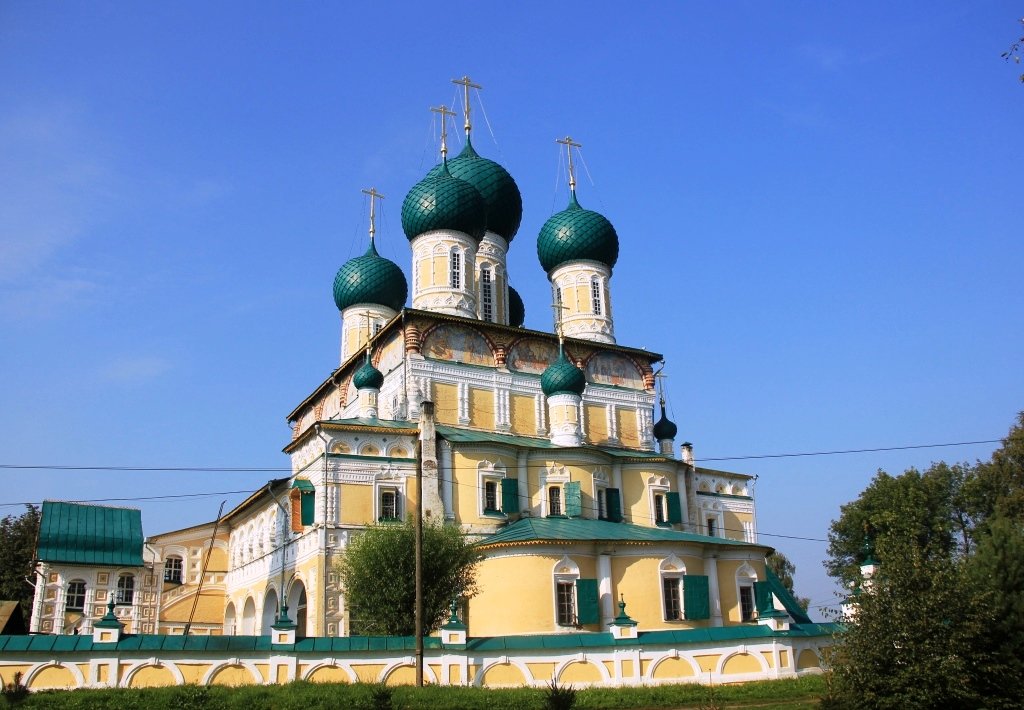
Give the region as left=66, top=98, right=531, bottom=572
left=2, top=1, right=1021, bottom=618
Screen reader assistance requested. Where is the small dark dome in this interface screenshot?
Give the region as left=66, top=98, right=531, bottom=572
left=541, top=350, right=586, bottom=397
left=653, top=409, right=678, bottom=441
left=508, top=286, right=525, bottom=327
left=353, top=360, right=384, bottom=391
left=333, top=242, right=408, bottom=312
left=401, top=161, right=487, bottom=243
left=537, top=193, right=619, bottom=274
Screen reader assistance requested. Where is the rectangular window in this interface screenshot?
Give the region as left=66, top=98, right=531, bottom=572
left=380, top=489, right=399, bottom=521
left=654, top=494, right=667, bottom=524
left=596, top=487, right=607, bottom=519
left=66, top=581, right=85, bottom=612
left=450, top=251, right=461, bottom=289
left=116, top=575, right=135, bottom=605
left=164, top=557, right=183, bottom=584
left=481, top=267, right=493, bottom=322
left=548, top=487, right=562, bottom=516
left=663, top=577, right=682, bottom=620
left=740, top=585, right=755, bottom=622
left=373, top=321, right=382, bottom=336
left=556, top=581, right=575, bottom=626
left=707, top=518, right=716, bottom=537
left=591, top=278, right=602, bottom=315
left=483, top=480, right=499, bottom=513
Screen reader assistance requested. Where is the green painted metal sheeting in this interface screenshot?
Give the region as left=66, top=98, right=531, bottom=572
left=37, top=501, right=144, bottom=566
left=478, top=517, right=760, bottom=548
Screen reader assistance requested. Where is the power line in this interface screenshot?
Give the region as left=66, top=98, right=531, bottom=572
left=695, top=439, right=1002, bottom=462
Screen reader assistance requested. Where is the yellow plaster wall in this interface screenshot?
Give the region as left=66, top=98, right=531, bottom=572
left=760, top=651, right=775, bottom=669
left=433, top=383, right=459, bottom=426
left=585, top=404, right=609, bottom=444
left=616, top=408, right=639, bottom=448
left=694, top=655, right=718, bottom=673
left=1, top=666, right=32, bottom=687
left=480, top=662, right=527, bottom=687
left=161, top=590, right=225, bottom=624
left=354, top=663, right=385, bottom=683
left=209, top=664, right=255, bottom=686
left=612, top=556, right=668, bottom=629
left=176, top=664, right=206, bottom=684
left=653, top=657, right=696, bottom=679
left=128, top=665, right=177, bottom=688
left=385, top=665, right=417, bottom=685
left=526, top=662, right=554, bottom=681
left=796, top=649, right=821, bottom=670
left=469, top=387, right=495, bottom=430
left=509, top=393, right=536, bottom=436
left=717, top=560, right=741, bottom=623
left=723, top=511, right=751, bottom=541
left=722, top=653, right=761, bottom=675
left=780, top=650, right=790, bottom=668
left=620, top=472, right=648, bottom=525
left=559, top=661, right=602, bottom=684
left=28, top=665, right=75, bottom=690
left=452, top=450, right=516, bottom=522
left=339, top=483, right=373, bottom=525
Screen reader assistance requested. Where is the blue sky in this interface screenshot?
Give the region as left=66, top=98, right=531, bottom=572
left=2, top=2, right=1021, bottom=617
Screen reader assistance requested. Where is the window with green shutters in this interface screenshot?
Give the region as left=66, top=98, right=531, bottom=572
left=605, top=488, right=623, bottom=522
left=575, top=578, right=600, bottom=625
left=667, top=492, right=683, bottom=524
left=300, top=490, right=315, bottom=526
left=565, top=481, right=582, bottom=518
left=683, top=574, right=710, bottom=620
left=500, top=478, right=519, bottom=514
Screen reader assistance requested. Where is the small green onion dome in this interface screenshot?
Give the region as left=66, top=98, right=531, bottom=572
left=540, top=350, right=586, bottom=397
left=428, top=136, right=523, bottom=242
left=653, top=409, right=678, bottom=440
left=333, top=242, right=408, bottom=312
left=508, top=286, right=525, bottom=327
left=401, top=161, right=487, bottom=243
left=537, top=193, right=619, bottom=274
left=353, top=359, right=384, bottom=391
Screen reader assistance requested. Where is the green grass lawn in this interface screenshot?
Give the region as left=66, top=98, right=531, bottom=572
left=9, top=675, right=826, bottom=709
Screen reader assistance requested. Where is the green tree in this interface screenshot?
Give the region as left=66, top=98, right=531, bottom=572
left=338, top=518, right=482, bottom=636
left=765, top=551, right=810, bottom=611
left=1002, top=17, right=1024, bottom=83
left=0, top=505, right=40, bottom=614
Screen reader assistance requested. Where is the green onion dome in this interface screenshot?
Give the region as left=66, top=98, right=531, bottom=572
left=353, top=359, right=384, bottom=390
left=401, top=161, right=487, bottom=243
left=427, top=136, right=523, bottom=242
left=652, top=409, right=678, bottom=440
left=540, top=350, right=586, bottom=397
left=508, top=286, right=525, bottom=327
left=537, top=193, right=619, bottom=274
left=333, top=242, right=408, bottom=312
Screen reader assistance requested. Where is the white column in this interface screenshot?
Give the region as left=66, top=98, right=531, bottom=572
left=705, top=555, right=724, bottom=627
left=517, top=450, right=530, bottom=516
left=598, top=553, right=614, bottom=627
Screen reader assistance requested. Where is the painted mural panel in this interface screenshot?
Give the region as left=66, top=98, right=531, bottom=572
left=422, top=324, right=493, bottom=366
left=507, top=339, right=558, bottom=374
left=585, top=352, right=644, bottom=389
left=376, top=331, right=404, bottom=375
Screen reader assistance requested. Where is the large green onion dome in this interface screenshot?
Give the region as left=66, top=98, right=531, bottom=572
left=540, top=350, right=586, bottom=397
left=353, top=359, right=384, bottom=390
left=508, top=286, right=525, bottom=327
left=401, top=161, right=487, bottom=243
left=333, top=242, right=408, bottom=312
left=652, top=408, right=678, bottom=440
left=537, top=193, right=619, bottom=274
left=427, top=136, right=523, bottom=243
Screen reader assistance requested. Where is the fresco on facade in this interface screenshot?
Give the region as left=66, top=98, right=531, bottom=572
left=507, top=338, right=559, bottom=374
left=585, top=352, right=644, bottom=389
left=422, top=324, right=493, bottom=366
left=376, top=331, right=403, bottom=375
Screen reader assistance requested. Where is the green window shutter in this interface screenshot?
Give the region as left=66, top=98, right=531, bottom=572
left=565, top=481, right=582, bottom=518
left=667, top=492, right=683, bottom=524
left=683, top=575, right=710, bottom=620
left=605, top=488, right=623, bottom=522
left=500, top=478, right=519, bottom=514
left=575, top=578, right=600, bottom=625
left=300, top=491, right=315, bottom=526
left=754, top=580, right=774, bottom=615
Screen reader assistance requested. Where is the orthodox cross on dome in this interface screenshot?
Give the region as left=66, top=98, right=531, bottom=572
left=361, top=311, right=374, bottom=360
left=654, top=367, right=669, bottom=409
left=452, top=75, right=481, bottom=135
left=555, top=135, right=582, bottom=194
left=430, top=104, right=456, bottom=158
left=550, top=299, right=570, bottom=350
left=361, top=187, right=384, bottom=245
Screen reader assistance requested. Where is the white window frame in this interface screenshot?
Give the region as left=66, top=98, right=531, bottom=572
left=116, top=574, right=135, bottom=605
left=659, top=554, right=687, bottom=622
left=591, top=277, right=603, bottom=315
left=66, top=579, right=86, bottom=612
left=736, top=562, right=758, bottom=622
left=552, top=555, right=580, bottom=629
left=478, top=461, right=507, bottom=517
left=542, top=466, right=570, bottom=517
left=592, top=469, right=609, bottom=520
left=374, top=477, right=406, bottom=522
left=164, top=556, right=184, bottom=584
left=480, top=264, right=493, bottom=322
left=450, top=250, right=462, bottom=289
left=648, top=475, right=671, bottom=527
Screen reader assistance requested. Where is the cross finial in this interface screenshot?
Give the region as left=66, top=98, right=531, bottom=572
left=550, top=299, right=570, bottom=349
left=555, top=136, right=582, bottom=194
left=452, top=75, right=482, bottom=135
left=430, top=105, right=457, bottom=158
left=362, top=312, right=374, bottom=360
left=654, top=368, right=668, bottom=408
left=361, top=187, right=385, bottom=245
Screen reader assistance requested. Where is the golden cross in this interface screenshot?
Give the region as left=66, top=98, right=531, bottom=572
left=555, top=136, right=582, bottom=193
left=361, top=312, right=374, bottom=359
left=452, top=75, right=482, bottom=134
left=550, top=299, right=570, bottom=345
left=654, top=368, right=669, bottom=406
left=430, top=105, right=456, bottom=158
left=361, top=187, right=384, bottom=244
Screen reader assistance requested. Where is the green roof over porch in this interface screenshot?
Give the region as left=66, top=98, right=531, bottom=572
left=37, top=501, right=144, bottom=566
left=477, top=517, right=761, bottom=548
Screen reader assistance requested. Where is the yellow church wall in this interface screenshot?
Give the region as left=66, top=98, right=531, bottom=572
left=28, top=665, right=75, bottom=690
left=433, top=383, right=459, bottom=426
left=92, top=663, right=105, bottom=683
left=723, top=511, right=751, bottom=541
left=620, top=473, right=649, bottom=525
left=176, top=664, right=207, bottom=684
left=796, top=649, right=821, bottom=670
left=339, top=483, right=373, bottom=525
left=760, top=651, right=775, bottom=669
left=526, top=662, right=554, bottom=681
left=209, top=664, right=255, bottom=686
left=585, top=404, right=609, bottom=444
left=509, top=393, right=537, bottom=436
left=1, top=666, right=32, bottom=687
left=695, top=654, right=718, bottom=673
left=468, top=387, right=494, bottom=430
left=128, top=664, right=177, bottom=688
left=481, top=662, right=527, bottom=687
left=612, top=556, right=670, bottom=629
left=160, top=589, right=225, bottom=624
left=780, top=650, right=789, bottom=668
left=616, top=408, right=639, bottom=448
left=354, top=663, right=386, bottom=683
left=653, top=657, right=695, bottom=680
left=560, top=660, right=602, bottom=684
left=620, top=659, right=634, bottom=677
left=452, top=450, right=517, bottom=522
left=717, top=560, right=742, bottom=623
left=722, top=653, right=761, bottom=675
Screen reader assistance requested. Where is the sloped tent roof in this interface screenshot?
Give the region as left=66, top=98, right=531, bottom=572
left=766, top=567, right=813, bottom=624
left=37, top=501, right=144, bottom=566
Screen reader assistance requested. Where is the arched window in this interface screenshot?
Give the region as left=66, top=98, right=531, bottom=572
left=164, top=555, right=183, bottom=584
left=659, top=555, right=686, bottom=621
left=737, top=564, right=757, bottom=622
left=66, top=580, right=86, bottom=612
left=480, top=265, right=493, bottom=321
left=450, top=250, right=462, bottom=289
left=591, top=277, right=602, bottom=315
left=116, top=574, right=135, bottom=605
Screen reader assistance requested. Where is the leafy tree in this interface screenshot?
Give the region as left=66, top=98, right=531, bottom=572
left=0, top=505, right=40, bottom=613
left=1002, top=17, right=1024, bottom=83
left=338, top=518, right=482, bottom=636
left=765, top=551, right=810, bottom=611
left=963, top=412, right=1024, bottom=540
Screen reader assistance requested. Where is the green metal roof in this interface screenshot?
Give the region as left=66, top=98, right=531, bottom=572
left=477, top=517, right=760, bottom=549
left=401, top=162, right=487, bottom=242
left=434, top=424, right=673, bottom=463
left=291, top=479, right=315, bottom=492
left=332, top=241, right=408, bottom=312
left=352, top=360, right=384, bottom=390
left=538, top=193, right=619, bottom=273
left=37, top=501, right=144, bottom=566
left=541, top=351, right=587, bottom=397
left=766, top=568, right=813, bottom=624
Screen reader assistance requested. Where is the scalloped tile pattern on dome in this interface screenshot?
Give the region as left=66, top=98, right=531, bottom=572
left=332, top=243, right=408, bottom=312
left=541, top=352, right=586, bottom=397
left=401, top=166, right=487, bottom=242
left=428, top=138, right=523, bottom=242
left=353, top=360, right=384, bottom=390
left=537, top=195, right=619, bottom=273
